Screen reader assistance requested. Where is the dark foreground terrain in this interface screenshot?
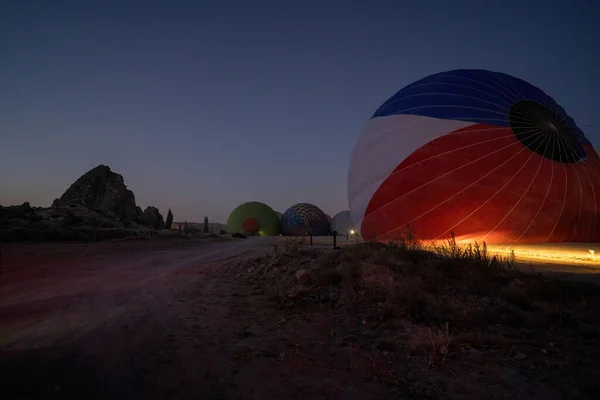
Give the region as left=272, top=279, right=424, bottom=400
left=1, top=236, right=600, bottom=399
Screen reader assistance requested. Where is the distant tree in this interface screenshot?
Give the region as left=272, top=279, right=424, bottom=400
left=184, top=221, right=188, bottom=233
left=203, top=216, right=209, bottom=233
left=165, top=208, right=173, bottom=229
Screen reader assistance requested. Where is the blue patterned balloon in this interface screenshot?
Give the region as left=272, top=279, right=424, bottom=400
left=281, top=203, right=330, bottom=236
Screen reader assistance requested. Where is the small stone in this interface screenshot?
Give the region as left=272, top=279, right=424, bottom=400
left=296, top=269, right=310, bottom=285
left=513, top=353, right=527, bottom=360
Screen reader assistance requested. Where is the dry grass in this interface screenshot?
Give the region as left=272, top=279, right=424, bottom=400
left=272, top=237, right=307, bottom=257
left=240, top=229, right=600, bottom=398
left=407, top=322, right=452, bottom=365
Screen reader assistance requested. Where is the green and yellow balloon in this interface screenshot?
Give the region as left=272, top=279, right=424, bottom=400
left=227, top=202, right=280, bottom=236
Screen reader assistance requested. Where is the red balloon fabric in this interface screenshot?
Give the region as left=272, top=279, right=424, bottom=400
left=242, top=217, right=260, bottom=234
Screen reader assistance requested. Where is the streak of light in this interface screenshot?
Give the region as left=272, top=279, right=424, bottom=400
left=486, top=242, right=600, bottom=268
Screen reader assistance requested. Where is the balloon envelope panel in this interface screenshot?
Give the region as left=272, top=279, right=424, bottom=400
left=227, top=202, right=280, bottom=236
left=242, top=218, right=260, bottom=234
left=330, top=211, right=356, bottom=235
left=348, top=69, right=600, bottom=245
left=281, top=203, right=330, bottom=236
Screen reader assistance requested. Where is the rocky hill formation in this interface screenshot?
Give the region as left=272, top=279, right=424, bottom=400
left=52, top=165, right=139, bottom=220
left=1, top=165, right=166, bottom=242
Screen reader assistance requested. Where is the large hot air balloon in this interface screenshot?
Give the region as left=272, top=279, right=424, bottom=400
left=242, top=218, right=260, bottom=235
left=281, top=203, right=330, bottom=236
left=227, top=202, right=280, bottom=236
left=330, top=211, right=356, bottom=235
left=348, top=69, right=600, bottom=245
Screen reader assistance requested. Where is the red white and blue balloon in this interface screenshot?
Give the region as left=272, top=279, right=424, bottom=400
left=348, top=69, right=600, bottom=244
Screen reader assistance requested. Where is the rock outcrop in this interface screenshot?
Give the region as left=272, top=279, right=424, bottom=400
left=1, top=164, right=170, bottom=242
left=0, top=202, right=34, bottom=220
left=139, top=206, right=165, bottom=230
left=53, top=165, right=138, bottom=220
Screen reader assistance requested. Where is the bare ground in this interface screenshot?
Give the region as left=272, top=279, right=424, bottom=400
left=1, top=236, right=599, bottom=399
left=0, top=236, right=275, bottom=399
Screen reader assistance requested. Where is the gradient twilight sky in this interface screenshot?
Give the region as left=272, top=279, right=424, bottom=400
left=1, top=0, right=599, bottom=223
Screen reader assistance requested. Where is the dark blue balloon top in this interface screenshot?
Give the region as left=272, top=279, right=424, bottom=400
left=372, top=69, right=590, bottom=149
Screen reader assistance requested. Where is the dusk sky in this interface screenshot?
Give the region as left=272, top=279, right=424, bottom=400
left=1, top=0, right=599, bottom=223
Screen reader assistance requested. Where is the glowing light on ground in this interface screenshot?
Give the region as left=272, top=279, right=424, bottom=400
left=485, top=242, right=600, bottom=268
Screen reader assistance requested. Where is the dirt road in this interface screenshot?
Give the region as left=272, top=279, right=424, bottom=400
left=3, top=236, right=598, bottom=399
left=0, top=236, right=280, bottom=399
